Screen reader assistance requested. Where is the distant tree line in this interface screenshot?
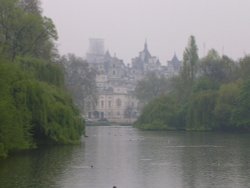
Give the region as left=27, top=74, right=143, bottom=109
left=60, top=54, right=97, bottom=114
left=0, top=0, right=85, bottom=158
left=135, top=36, right=250, bottom=132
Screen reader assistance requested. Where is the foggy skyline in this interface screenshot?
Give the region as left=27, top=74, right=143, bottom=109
left=41, top=0, right=250, bottom=64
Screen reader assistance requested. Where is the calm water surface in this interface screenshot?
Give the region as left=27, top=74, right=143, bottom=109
left=0, top=126, right=249, bottom=188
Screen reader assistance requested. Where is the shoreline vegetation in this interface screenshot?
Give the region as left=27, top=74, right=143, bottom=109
left=1, top=0, right=250, bottom=159
left=0, top=0, right=84, bottom=159
left=134, top=36, right=250, bottom=132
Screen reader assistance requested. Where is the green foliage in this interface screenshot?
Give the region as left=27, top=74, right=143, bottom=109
left=193, top=78, right=219, bottom=92
left=135, top=36, right=250, bottom=132
left=16, top=56, right=64, bottom=88
left=19, top=0, right=42, bottom=15
left=231, top=79, right=250, bottom=130
left=182, top=35, right=199, bottom=83
left=0, top=0, right=58, bottom=61
left=0, top=59, right=84, bottom=158
left=13, top=80, right=84, bottom=144
left=0, top=61, right=33, bottom=158
left=215, top=82, right=241, bottom=130
left=0, top=0, right=84, bottom=158
left=238, top=56, right=250, bottom=80
left=135, top=72, right=171, bottom=104
left=200, top=50, right=237, bottom=84
left=135, top=95, right=185, bottom=130
left=171, top=36, right=199, bottom=102
left=186, top=90, right=217, bottom=130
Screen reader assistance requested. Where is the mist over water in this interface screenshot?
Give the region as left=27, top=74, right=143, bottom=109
left=1, top=126, right=249, bottom=188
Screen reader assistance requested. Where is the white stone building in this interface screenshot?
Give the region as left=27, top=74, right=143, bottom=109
left=84, top=39, right=181, bottom=124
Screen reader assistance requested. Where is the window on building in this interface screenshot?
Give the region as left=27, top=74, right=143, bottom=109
left=93, top=111, right=99, bottom=119
left=113, top=70, right=116, bottom=75
left=100, top=112, right=104, bottom=119
left=108, top=101, right=112, bottom=108
left=101, top=100, right=104, bottom=108
left=116, top=98, right=122, bottom=107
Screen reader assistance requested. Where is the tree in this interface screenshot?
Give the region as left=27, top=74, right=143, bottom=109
left=238, top=55, right=250, bottom=80
left=182, top=35, right=199, bottom=83
left=199, top=49, right=237, bottom=84
left=60, top=54, right=97, bottom=114
left=215, top=82, right=241, bottom=130
left=0, top=0, right=84, bottom=158
left=135, top=72, right=171, bottom=104
left=0, top=0, right=58, bottom=61
left=232, top=79, right=250, bottom=131
left=186, top=90, right=217, bottom=131
left=134, top=36, right=249, bottom=132
left=0, top=61, right=33, bottom=158
left=135, top=95, right=185, bottom=130
left=18, top=0, right=42, bottom=15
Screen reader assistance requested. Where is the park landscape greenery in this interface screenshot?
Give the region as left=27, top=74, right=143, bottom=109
left=1, top=0, right=249, bottom=159
left=135, top=36, right=250, bottom=132
left=0, top=0, right=84, bottom=158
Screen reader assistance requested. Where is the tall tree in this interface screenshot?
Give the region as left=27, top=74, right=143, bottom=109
left=0, top=0, right=58, bottom=61
left=0, top=0, right=85, bottom=158
left=182, top=35, right=199, bottom=83
left=18, top=0, right=42, bottom=15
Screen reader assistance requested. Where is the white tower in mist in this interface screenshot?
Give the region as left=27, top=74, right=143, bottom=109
left=86, top=38, right=106, bottom=64
left=88, top=38, right=105, bottom=55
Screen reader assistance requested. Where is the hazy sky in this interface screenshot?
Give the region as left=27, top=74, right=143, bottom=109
left=41, top=0, right=250, bottom=64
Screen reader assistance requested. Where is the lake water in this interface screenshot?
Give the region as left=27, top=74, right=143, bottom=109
left=0, top=126, right=249, bottom=188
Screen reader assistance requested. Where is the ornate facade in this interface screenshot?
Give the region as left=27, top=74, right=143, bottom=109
left=85, top=38, right=181, bottom=124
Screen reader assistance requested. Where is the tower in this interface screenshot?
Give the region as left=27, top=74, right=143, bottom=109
left=86, top=38, right=105, bottom=64
left=144, top=39, right=148, bottom=51
left=88, top=38, right=105, bottom=55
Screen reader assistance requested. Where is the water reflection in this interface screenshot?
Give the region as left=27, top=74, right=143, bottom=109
left=179, top=132, right=250, bottom=188
left=0, top=127, right=249, bottom=188
left=58, top=126, right=143, bottom=188
left=0, top=144, right=84, bottom=188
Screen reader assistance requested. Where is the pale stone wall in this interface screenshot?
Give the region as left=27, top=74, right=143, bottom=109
left=84, top=39, right=181, bottom=124
left=91, top=87, right=138, bottom=124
